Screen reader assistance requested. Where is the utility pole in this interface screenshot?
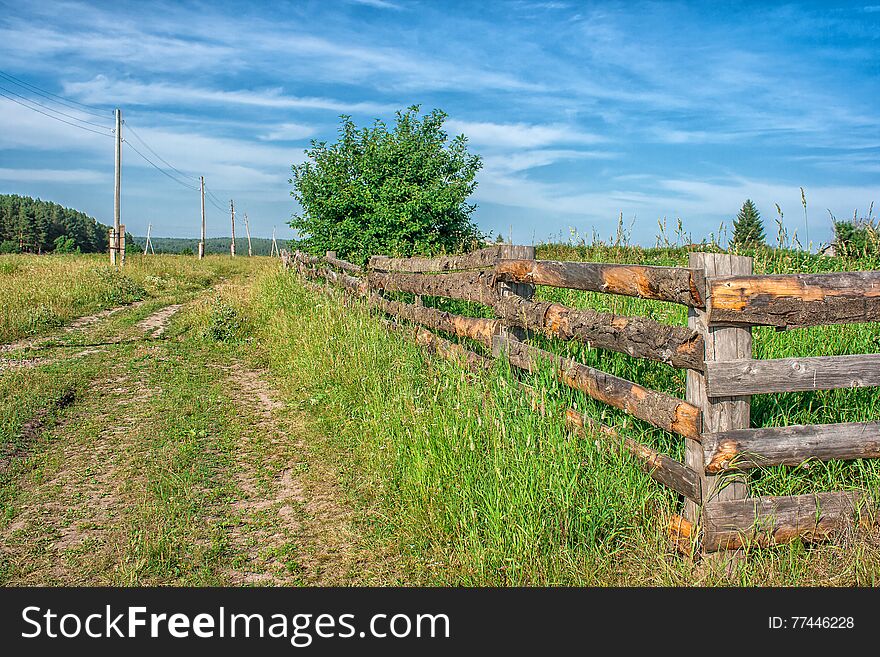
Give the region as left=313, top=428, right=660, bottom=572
left=199, top=176, right=206, bottom=259
left=244, top=212, right=253, bottom=257
left=112, top=108, right=122, bottom=266
left=271, top=226, right=279, bottom=258
left=143, top=223, right=154, bottom=255
left=230, top=200, right=236, bottom=257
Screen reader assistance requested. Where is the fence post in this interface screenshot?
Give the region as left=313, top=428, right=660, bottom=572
left=685, top=252, right=753, bottom=531
left=495, top=245, right=536, bottom=346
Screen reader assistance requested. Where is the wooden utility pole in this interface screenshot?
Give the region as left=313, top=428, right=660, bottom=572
left=199, top=176, right=206, bottom=259
left=143, top=223, right=154, bottom=255
left=684, top=253, right=753, bottom=525
left=271, top=226, right=279, bottom=257
left=230, top=199, right=236, bottom=257
left=244, top=212, right=252, bottom=257
left=112, top=108, right=122, bottom=266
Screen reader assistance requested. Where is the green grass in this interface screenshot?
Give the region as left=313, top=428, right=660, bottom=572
left=0, top=253, right=267, bottom=344
left=236, top=242, right=879, bottom=585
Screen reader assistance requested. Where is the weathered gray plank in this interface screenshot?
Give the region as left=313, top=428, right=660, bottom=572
left=702, top=421, right=880, bottom=473
left=371, top=295, right=501, bottom=347
left=702, top=491, right=872, bottom=551
left=684, top=253, right=752, bottom=522
left=367, top=270, right=499, bottom=305
left=368, top=246, right=505, bottom=273
left=708, top=271, right=880, bottom=327
left=494, top=259, right=706, bottom=307
left=494, top=294, right=704, bottom=370
left=705, top=353, right=880, bottom=396
left=566, top=408, right=701, bottom=503
left=495, top=335, right=701, bottom=439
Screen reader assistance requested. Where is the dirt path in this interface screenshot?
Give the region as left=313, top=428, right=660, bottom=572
left=221, top=362, right=371, bottom=585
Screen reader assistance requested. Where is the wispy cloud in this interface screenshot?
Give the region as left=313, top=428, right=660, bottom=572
left=349, top=0, right=404, bottom=10
left=0, top=167, right=107, bottom=183
left=447, top=120, right=605, bottom=149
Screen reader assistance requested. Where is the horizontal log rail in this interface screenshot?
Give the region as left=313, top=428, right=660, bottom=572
left=368, top=270, right=499, bottom=305
left=494, top=294, right=704, bottom=371
left=495, top=335, right=701, bottom=439
left=702, top=421, right=880, bottom=473
left=705, top=353, right=880, bottom=396
left=566, top=408, right=701, bottom=503
left=708, top=271, right=880, bottom=328
left=324, top=254, right=363, bottom=274
left=368, top=246, right=505, bottom=273
left=386, top=320, right=493, bottom=372
left=494, top=259, right=706, bottom=307
left=371, top=295, right=501, bottom=348
left=702, top=491, right=872, bottom=551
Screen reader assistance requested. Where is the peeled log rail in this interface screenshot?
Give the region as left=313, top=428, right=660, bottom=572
left=705, top=353, right=880, bottom=396
left=566, top=408, right=701, bottom=503
left=324, top=254, right=363, bottom=274
left=702, top=421, right=880, bottom=473
left=293, top=250, right=321, bottom=266
left=384, top=320, right=492, bottom=372
left=368, top=270, right=499, bottom=305
left=702, top=491, right=872, bottom=551
left=371, top=295, right=501, bottom=348
left=496, top=335, right=701, bottom=439
left=494, top=259, right=706, bottom=307
left=708, top=271, right=880, bottom=327
left=494, top=294, right=705, bottom=371
left=368, top=246, right=505, bottom=273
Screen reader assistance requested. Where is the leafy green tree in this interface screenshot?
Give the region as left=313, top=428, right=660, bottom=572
left=732, top=199, right=766, bottom=248
left=53, top=235, right=79, bottom=253
left=289, top=106, right=483, bottom=264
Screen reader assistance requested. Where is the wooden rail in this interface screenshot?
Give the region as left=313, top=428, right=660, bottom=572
left=285, top=247, right=880, bottom=555
left=705, top=353, right=880, bottom=396
left=708, top=271, right=880, bottom=327
left=495, top=335, right=701, bottom=440
left=495, top=259, right=706, bottom=307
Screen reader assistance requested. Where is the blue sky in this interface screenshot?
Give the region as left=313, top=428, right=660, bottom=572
left=0, top=0, right=877, bottom=246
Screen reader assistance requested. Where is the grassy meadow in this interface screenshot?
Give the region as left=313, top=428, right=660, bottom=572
left=1, top=243, right=878, bottom=586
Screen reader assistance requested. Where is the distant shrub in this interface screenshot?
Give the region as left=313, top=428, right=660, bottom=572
left=206, top=301, right=246, bottom=343
left=833, top=217, right=878, bottom=258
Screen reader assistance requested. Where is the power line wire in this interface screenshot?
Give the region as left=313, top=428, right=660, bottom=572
left=123, top=139, right=200, bottom=191
left=0, top=89, right=113, bottom=137
left=0, top=83, right=113, bottom=130
left=124, top=122, right=199, bottom=183
left=0, top=69, right=112, bottom=118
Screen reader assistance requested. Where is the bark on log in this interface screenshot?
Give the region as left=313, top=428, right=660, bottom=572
left=702, top=421, right=880, bottom=473
left=494, top=259, right=706, bottom=307
left=371, top=295, right=501, bottom=347
left=702, top=491, right=873, bottom=551
left=494, top=294, right=704, bottom=371
left=705, top=353, right=880, bottom=396
left=384, top=320, right=493, bottom=372
left=566, top=408, right=701, bottom=502
left=368, top=270, right=499, bottom=305
left=708, top=271, right=880, bottom=327
left=368, top=246, right=505, bottom=273
left=496, top=335, right=701, bottom=439
left=324, top=254, right=363, bottom=274
left=293, top=250, right=322, bottom=266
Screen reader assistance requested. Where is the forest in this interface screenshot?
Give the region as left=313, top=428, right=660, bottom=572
left=0, top=194, right=113, bottom=253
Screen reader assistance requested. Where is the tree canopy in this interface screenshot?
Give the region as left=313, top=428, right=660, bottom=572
left=0, top=194, right=110, bottom=253
left=289, top=106, right=483, bottom=264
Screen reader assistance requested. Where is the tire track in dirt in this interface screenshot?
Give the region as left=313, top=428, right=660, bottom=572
left=220, top=363, right=382, bottom=586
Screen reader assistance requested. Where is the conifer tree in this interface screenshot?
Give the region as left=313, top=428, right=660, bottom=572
left=732, top=199, right=766, bottom=248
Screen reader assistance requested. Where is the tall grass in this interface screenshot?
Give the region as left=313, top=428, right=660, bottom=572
left=0, top=253, right=267, bottom=344
left=240, top=240, right=879, bottom=584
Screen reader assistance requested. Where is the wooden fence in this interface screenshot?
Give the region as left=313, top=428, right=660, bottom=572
left=281, top=246, right=880, bottom=553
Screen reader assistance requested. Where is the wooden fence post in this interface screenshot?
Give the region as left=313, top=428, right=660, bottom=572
left=496, top=245, right=536, bottom=343
left=685, top=253, right=753, bottom=528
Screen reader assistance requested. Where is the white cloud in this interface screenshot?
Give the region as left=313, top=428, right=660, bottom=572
left=349, top=0, right=404, bottom=9
left=447, top=120, right=605, bottom=149
left=258, top=123, right=317, bottom=142
left=0, top=168, right=107, bottom=183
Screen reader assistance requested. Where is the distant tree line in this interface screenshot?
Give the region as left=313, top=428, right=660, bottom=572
left=133, top=236, right=279, bottom=256
left=0, top=194, right=114, bottom=254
